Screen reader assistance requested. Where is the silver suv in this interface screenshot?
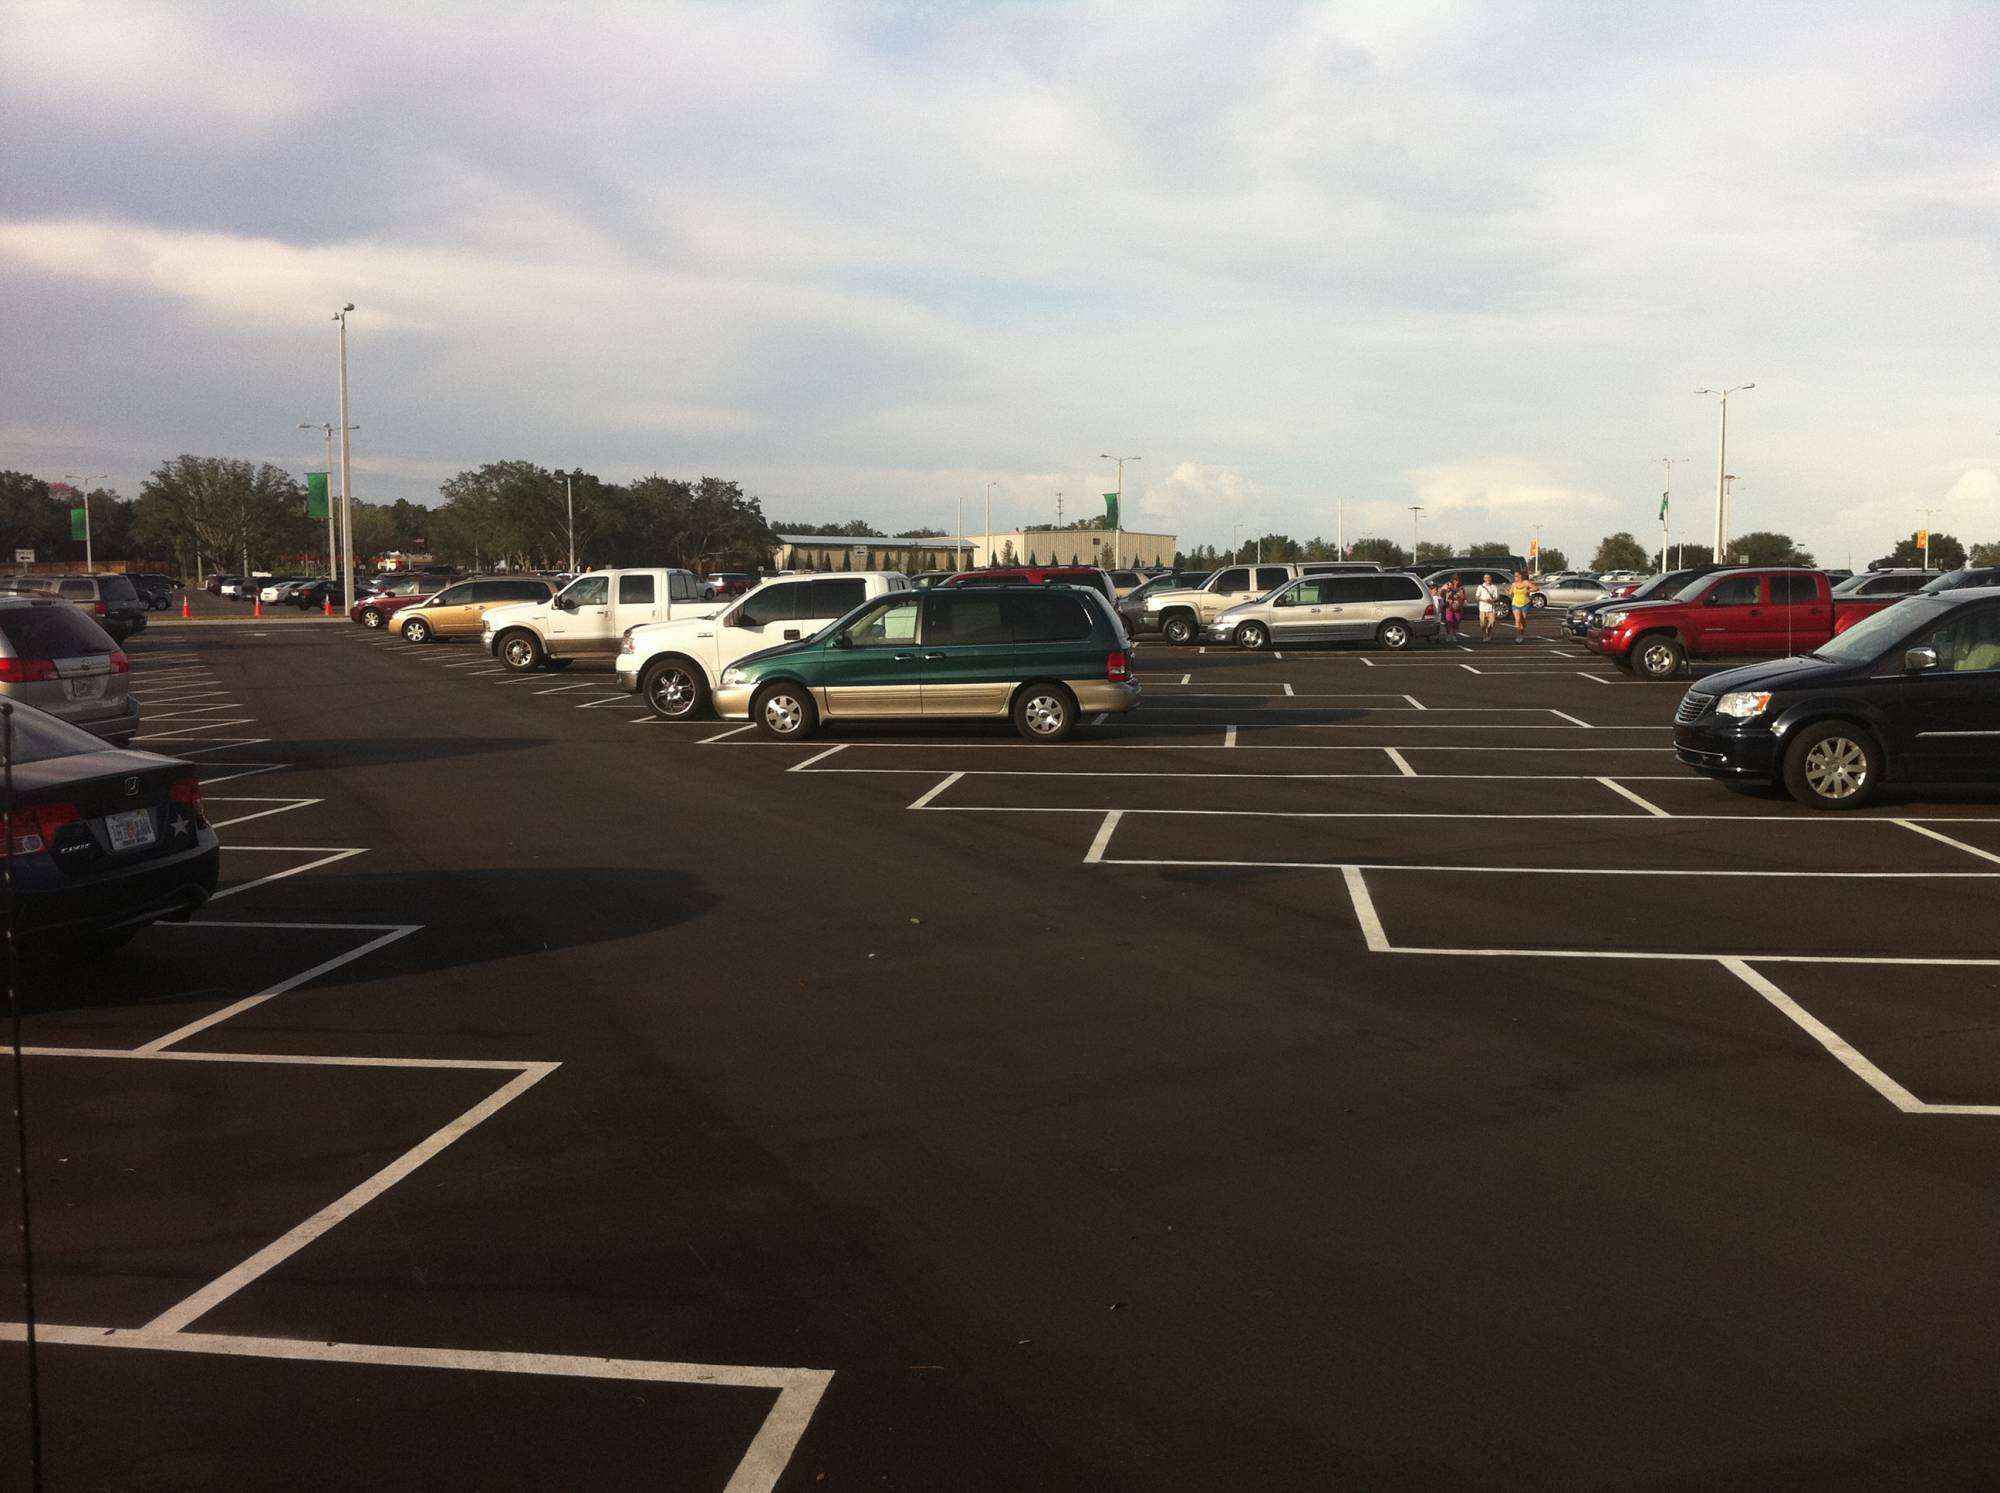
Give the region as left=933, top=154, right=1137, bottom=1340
left=0, top=597, right=139, bottom=743
left=1204, top=571, right=1439, bottom=651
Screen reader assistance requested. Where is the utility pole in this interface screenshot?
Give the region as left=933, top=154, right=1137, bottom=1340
left=985, top=481, right=995, bottom=567
left=1696, top=384, right=1754, bottom=560
left=1338, top=497, right=1346, bottom=559
left=335, top=304, right=357, bottom=606
left=1100, top=453, right=1139, bottom=570
left=1408, top=505, right=1424, bottom=566
left=1658, top=456, right=1690, bottom=572
left=301, top=421, right=358, bottom=576
left=557, top=470, right=576, bottom=573
left=1917, top=507, right=1942, bottom=570
left=62, top=472, right=107, bottom=568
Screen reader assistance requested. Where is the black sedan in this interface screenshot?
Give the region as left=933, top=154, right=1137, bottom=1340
left=1673, top=590, right=2000, bottom=808
left=3, top=700, right=219, bottom=951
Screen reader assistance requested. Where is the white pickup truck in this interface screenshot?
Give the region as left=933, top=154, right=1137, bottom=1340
left=482, top=568, right=719, bottom=672
left=616, top=571, right=909, bottom=718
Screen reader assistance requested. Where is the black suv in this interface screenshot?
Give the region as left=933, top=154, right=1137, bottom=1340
left=1673, top=589, right=2000, bottom=808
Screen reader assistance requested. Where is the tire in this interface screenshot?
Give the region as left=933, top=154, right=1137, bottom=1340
left=701, top=586, right=717, bottom=600
left=1633, top=634, right=1684, bottom=680
left=752, top=681, right=817, bottom=740
left=1376, top=619, right=1413, bottom=650
left=1235, top=621, right=1269, bottom=651
left=1161, top=611, right=1198, bottom=646
left=642, top=657, right=710, bottom=720
left=496, top=629, right=543, bottom=672
left=1783, top=720, right=1883, bottom=810
left=1529, top=592, right=1548, bottom=611
left=360, top=608, right=385, bottom=629
left=1012, top=682, right=1076, bottom=742
left=401, top=617, right=431, bottom=644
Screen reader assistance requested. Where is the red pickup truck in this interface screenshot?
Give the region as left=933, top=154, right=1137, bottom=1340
left=1586, top=568, right=1855, bottom=679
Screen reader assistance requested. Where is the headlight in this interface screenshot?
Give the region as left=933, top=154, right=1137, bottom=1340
left=1716, top=691, right=1773, bottom=720
left=1597, top=610, right=1627, bottom=628
left=619, top=634, right=636, bottom=654
left=721, top=666, right=748, bottom=686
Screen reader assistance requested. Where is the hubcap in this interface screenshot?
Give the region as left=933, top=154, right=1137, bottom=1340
left=503, top=638, right=533, bottom=667
left=1240, top=625, right=1264, bottom=649
left=1804, top=737, right=1869, bottom=800
left=363, top=611, right=381, bottom=627
left=1384, top=624, right=1408, bottom=647
left=1642, top=643, right=1674, bottom=674
left=1023, top=693, right=1066, bottom=735
left=763, top=693, right=803, bottom=733
left=650, top=669, right=695, bottom=715
left=407, top=623, right=426, bottom=641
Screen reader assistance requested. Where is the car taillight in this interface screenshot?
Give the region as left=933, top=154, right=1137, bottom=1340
left=111, top=651, right=130, bottom=673
left=1107, top=650, right=1130, bottom=683
left=1424, top=602, right=1436, bottom=618
left=170, top=774, right=206, bottom=825
left=3, top=801, right=80, bottom=855
left=0, top=658, right=60, bottom=684
left=94, top=600, right=107, bottom=616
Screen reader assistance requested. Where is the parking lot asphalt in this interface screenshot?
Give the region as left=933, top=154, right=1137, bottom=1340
left=7, top=621, right=2000, bottom=1489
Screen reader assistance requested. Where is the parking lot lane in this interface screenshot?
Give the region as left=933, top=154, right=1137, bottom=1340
left=0, top=1054, right=505, bottom=1327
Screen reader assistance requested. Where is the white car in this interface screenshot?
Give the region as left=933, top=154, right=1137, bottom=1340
left=617, top=571, right=910, bottom=719
left=1531, top=577, right=1615, bottom=609
left=482, top=567, right=718, bottom=671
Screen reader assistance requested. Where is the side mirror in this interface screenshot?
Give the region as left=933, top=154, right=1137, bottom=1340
left=721, top=609, right=743, bottom=628
left=1904, top=646, right=1939, bottom=673
left=830, top=633, right=853, bottom=649
left=554, top=595, right=574, bottom=611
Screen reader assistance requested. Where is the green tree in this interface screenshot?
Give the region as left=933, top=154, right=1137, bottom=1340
left=1537, top=546, right=1569, bottom=572
left=0, top=472, right=76, bottom=562
left=896, top=527, right=946, bottom=538
left=1414, top=540, right=1454, bottom=566
left=1972, top=541, right=2000, bottom=567
left=1591, top=532, right=1651, bottom=572
left=1671, top=542, right=1714, bottom=567
left=1727, top=531, right=1814, bottom=565
left=773, top=518, right=882, bottom=537
left=1348, top=536, right=1410, bottom=567
left=1465, top=540, right=1515, bottom=561
left=133, top=456, right=307, bottom=576
left=1885, top=531, right=1965, bottom=570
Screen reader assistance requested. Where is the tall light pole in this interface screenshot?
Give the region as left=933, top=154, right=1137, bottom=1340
left=1917, top=506, right=1943, bottom=570
left=301, top=421, right=358, bottom=576
left=956, top=494, right=966, bottom=569
left=555, top=470, right=576, bottom=573
left=62, top=472, right=107, bottom=568
left=334, top=304, right=357, bottom=605
left=1531, top=522, right=1546, bottom=573
left=1696, top=384, right=1754, bottom=560
left=1658, top=455, right=1691, bottom=571
left=1338, top=497, right=1347, bottom=559
left=1408, top=505, right=1425, bottom=565
left=1100, top=453, right=1139, bottom=569
left=985, top=480, right=995, bottom=567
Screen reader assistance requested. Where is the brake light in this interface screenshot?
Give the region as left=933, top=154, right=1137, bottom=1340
left=111, top=651, right=130, bottom=673
left=1107, top=650, right=1130, bottom=683
left=170, top=774, right=207, bottom=825
left=0, top=658, right=60, bottom=683
left=94, top=600, right=107, bottom=616
left=3, top=801, right=79, bottom=855
left=1424, top=602, right=1436, bottom=618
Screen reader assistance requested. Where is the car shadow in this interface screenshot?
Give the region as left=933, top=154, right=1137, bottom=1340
left=232, top=737, right=550, bottom=770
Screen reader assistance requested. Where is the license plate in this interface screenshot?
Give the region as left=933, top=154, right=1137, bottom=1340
left=105, top=808, right=156, bottom=852
left=64, top=674, right=106, bottom=700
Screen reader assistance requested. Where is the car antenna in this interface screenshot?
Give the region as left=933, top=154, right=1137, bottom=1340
left=3, top=702, right=46, bottom=1491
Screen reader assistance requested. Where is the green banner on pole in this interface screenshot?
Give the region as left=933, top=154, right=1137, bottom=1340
left=1659, top=491, right=1669, bottom=521
left=306, top=470, right=331, bottom=520
left=69, top=507, right=87, bottom=540
left=1102, top=491, right=1119, bottom=529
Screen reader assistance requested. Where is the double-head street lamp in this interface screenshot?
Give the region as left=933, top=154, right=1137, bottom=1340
left=300, top=421, right=359, bottom=577
left=334, top=304, right=357, bottom=608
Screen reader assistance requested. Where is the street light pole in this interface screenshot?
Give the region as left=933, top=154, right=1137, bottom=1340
left=1917, top=506, right=1942, bottom=570
left=557, top=471, right=576, bottom=573
left=1696, top=384, right=1754, bottom=560
left=1099, top=453, right=1139, bottom=569
left=1658, top=455, right=1691, bottom=571
left=334, top=304, right=357, bottom=607
left=300, top=421, right=358, bottom=576
left=1408, top=505, right=1424, bottom=565
left=956, top=494, right=966, bottom=568
left=985, top=481, right=995, bottom=567
left=62, top=472, right=107, bottom=569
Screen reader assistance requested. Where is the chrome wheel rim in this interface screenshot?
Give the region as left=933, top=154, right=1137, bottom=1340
left=502, top=637, right=534, bottom=668
left=1804, top=737, right=1869, bottom=800
left=1383, top=623, right=1409, bottom=648
left=649, top=668, right=697, bottom=716
left=362, top=610, right=382, bottom=628
left=1641, top=642, right=1675, bottom=675
left=1238, top=625, right=1265, bottom=649
left=763, top=693, right=804, bottom=734
left=1022, top=693, right=1066, bottom=735
left=1165, top=619, right=1192, bottom=643
left=405, top=621, right=427, bottom=642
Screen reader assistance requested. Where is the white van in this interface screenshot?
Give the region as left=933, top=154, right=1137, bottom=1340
left=482, top=568, right=717, bottom=671
left=616, top=571, right=909, bottom=718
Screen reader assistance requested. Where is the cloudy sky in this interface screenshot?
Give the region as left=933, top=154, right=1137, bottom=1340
left=4, top=0, right=1997, bottom=563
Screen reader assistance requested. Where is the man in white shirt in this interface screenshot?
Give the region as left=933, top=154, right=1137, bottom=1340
left=1475, top=574, right=1501, bottom=640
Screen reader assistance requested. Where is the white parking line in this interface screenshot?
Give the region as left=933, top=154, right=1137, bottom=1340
left=1597, top=778, right=1670, bottom=817
left=206, top=796, right=324, bottom=829
left=1896, top=820, right=2000, bottom=867
left=907, top=771, right=964, bottom=809
left=700, top=724, right=757, bottom=743
left=1383, top=747, right=1416, bottom=777
left=789, top=744, right=849, bottom=772
left=1083, top=809, right=1125, bottom=863
left=208, top=847, right=367, bottom=900
left=137, top=923, right=421, bottom=1052
left=1548, top=710, right=1593, bottom=727
left=533, top=681, right=612, bottom=695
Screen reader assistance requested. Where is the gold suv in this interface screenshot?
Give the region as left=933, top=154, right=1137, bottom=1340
left=396, top=577, right=553, bottom=643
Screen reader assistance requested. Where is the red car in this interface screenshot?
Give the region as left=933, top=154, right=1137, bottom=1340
left=939, top=566, right=1117, bottom=605
left=351, top=576, right=438, bottom=629
left=700, top=572, right=754, bottom=599
left=1585, top=568, right=1861, bottom=679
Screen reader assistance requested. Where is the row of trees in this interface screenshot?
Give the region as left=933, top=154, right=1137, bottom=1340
left=1171, top=537, right=1563, bottom=570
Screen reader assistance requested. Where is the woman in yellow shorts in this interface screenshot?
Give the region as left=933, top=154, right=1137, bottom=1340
left=1511, top=571, right=1532, bottom=642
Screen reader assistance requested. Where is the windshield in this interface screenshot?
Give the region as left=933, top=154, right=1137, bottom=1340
left=1916, top=570, right=1998, bottom=595
left=1809, top=601, right=1937, bottom=664
left=1628, top=572, right=1688, bottom=600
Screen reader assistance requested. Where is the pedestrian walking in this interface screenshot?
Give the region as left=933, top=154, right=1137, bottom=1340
left=1511, top=570, right=1533, bottom=643
left=1443, top=576, right=1466, bottom=641
left=1476, top=573, right=1501, bottom=640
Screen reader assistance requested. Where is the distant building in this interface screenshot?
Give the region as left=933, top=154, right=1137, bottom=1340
left=971, top=528, right=1176, bottom=569
left=770, top=528, right=1178, bottom=573
left=773, top=534, right=976, bottom=572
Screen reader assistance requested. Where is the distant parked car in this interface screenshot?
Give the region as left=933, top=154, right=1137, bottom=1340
left=5, top=574, right=149, bottom=642
left=258, top=577, right=311, bottom=603
left=1207, top=571, right=1439, bottom=651
left=396, top=577, right=555, bottom=643
left=129, top=574, right=180, bottom=610
left=1532, top=577, right=1615, bottom=610
left=699, top=572, right=754, bottom=600
left=350, top=575, right=441, bottom=628
left=940, top=566, right=1118, bottom=605
left=0, top=596, right=138, bottom=745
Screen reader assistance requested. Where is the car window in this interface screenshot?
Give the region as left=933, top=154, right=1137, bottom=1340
left=1323, top=577, right=1374, bottom=603
left=1919, top=605, right=2000, bottom=673
left=102, top=576, right=138, bottom=604
left=807, top=578, right=866, bottom=615
left=1212, top=568, right=1250, bottom=592
left=0, top=604, right=116, bottom=657
left=1003, top=591, right=1093, bottom=641
left=432, top=584, right=474, bottom=605
left=736, top=584, right=800, bottom=627
left=923, top=592, right=1009, bottom=643
left=618, top=574, right=656, bottom=605
left=57, top=579, right=94, bottom=600
left=1769, top=574, right=1819, bottom=605
left=563, top=576, right=609, bottom=606
left=1254, top=566, right=1291, bottom=591
left=1111, top=571, right=1141, bottom=587
left=1283, top=580, right=1328, bottom=605
left=1369, top=576, right=1424, bottom=602
left=1703, top=575, right=1760, bottom=606
left=844, top=596, right=919, bottom=647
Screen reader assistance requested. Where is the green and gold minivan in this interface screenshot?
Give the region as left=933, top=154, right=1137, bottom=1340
left=714, top=586, right=1138, bottom=742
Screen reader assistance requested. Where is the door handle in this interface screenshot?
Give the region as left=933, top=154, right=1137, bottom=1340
left=783, top=629, right=801, bottom=640
left=922, top=652, right=946, bottom=661
left=893, top=653, right=918, bottom=662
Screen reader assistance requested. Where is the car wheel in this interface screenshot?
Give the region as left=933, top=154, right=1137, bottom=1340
left=402, top=617, right=431, bottom=644
left=1377, top=620, right=1413, bottom=650
left=1235, top=621, right=1269, bottom=650
left=497, top=630, right=543, bottom=672
left=1633, top=634, right=1684, bottom=680
left=1783, top=721, right=1882, bottom=810
left=752, top=682, right=817, bottom=740
left=702, top=586, right=717, bottom=600
left=1013, top=682, right=1076, bottom=742
left=1162, top=612, right=1197, bottom=646
left=642, top=658, right=709, bottom=720
left=360, top=608, right=385, bottom=629
left=1529, top=592, right=1548, bottom=611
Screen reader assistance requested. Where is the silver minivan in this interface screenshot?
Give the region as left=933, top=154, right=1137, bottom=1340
left=1204, top=572, right=1440, bottom=650
left=0, top=597, right=140, bottom=743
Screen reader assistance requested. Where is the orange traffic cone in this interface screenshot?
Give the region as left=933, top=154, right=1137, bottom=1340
left=324, top=594, right=333, bottom=616
left=181, top=595, right=191, bottom=618
left=254, top=597, right=263, bottom=617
